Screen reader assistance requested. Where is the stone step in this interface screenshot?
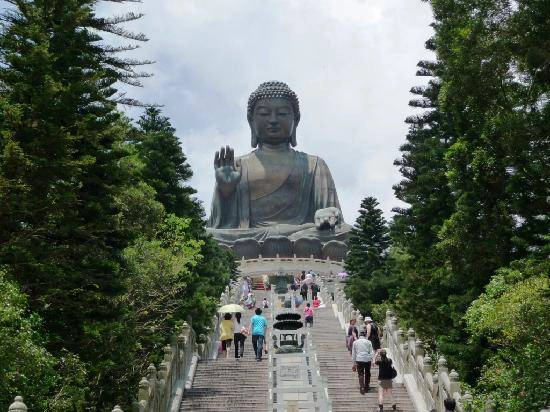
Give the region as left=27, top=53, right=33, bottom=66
left=307, top=307, right=416, bottom=412
left=180, top=291, right=271, bottom=411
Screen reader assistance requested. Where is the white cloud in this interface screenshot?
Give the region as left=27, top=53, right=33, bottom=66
left=98, top=0, right=434, bottom=222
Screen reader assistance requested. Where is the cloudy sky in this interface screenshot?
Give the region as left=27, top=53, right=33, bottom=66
left=99, top=0, right=434, bottom=223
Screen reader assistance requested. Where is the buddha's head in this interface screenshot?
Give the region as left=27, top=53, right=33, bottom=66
left=247, top=81, right=301, bottom=148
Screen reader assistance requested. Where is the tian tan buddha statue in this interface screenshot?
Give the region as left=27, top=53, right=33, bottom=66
left=207, top=81, right=350, bottom=259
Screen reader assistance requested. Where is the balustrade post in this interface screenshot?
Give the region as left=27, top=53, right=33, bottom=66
left=138, top=377, right=150, bottom=402
left=112, top=406, right=123, bottom=412
left=449, top=369, right=460, bottom=396
left=356, top=313, right=364, bottom=330
left=158, top=361, right=168, bottom=382
left=407, top=328, right=416, bottom=353
left=415, top=339, right=425, bottom=358
left=423, top=355, right=433, bottom=375
left=396, top=328, right=405, bottom=346
left=390, top=316, right=398, bottom=336
left=146, top=364, right=157, bottom=381
left=437, top=356, right=448, bottom=375
left=461, top=391, right=473, bottom=411
left=484, top=397, right=496, bottom=412
left=8, top=397, right=27, bottom=412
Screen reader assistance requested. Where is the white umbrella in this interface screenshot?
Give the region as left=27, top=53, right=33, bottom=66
left=218, top=303, right=245, bottom=313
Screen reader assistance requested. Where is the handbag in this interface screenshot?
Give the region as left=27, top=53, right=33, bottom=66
left=390, top=366, right=398, bottom=379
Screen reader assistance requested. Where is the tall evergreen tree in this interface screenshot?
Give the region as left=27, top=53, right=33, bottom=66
left=344, top=197, right=391, bottom=314
left=345, top=197, right=390, bottom=277
left=390, top=52, right=459, bottom=343
left=135, top=107, right=201, bottom=226
left=0, top=1, right=149, bottom=408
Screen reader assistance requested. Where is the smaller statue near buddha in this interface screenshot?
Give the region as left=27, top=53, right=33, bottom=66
left=207, top=81, right=350, bottom=257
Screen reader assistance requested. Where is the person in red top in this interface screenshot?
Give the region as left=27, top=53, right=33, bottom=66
left=304, top=303, right=314, bottom=327
left=312, top=296, right=321, bottom=308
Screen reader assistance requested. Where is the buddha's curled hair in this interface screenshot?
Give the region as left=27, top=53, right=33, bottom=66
left=247, top=81, right=301, bottom=124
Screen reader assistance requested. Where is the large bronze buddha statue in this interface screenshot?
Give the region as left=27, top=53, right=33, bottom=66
left=207, top=81, right=350, bottom=259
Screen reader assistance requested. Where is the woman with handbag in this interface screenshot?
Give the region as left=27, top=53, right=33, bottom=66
left=233, top=312, right=247, bottom=359
left=374, top=349, right=398, bottom=411
left=346, top=318, right=358, bottom=355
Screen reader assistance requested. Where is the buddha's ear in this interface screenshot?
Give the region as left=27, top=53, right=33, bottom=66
left=290, top=126, right=297, bottom=147
left=250, top=121, right=258, bottom=148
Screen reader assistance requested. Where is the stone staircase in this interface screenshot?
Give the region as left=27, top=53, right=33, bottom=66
left=180, top=293, right=271, bottom=411
left=309, top=306, right=416, bottom=412
left=179, top=288, right=417, bottom=412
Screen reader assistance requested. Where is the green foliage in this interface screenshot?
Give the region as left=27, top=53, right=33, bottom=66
left=344, top=196, right=392, bottom=315
left=134, top=107, right=202, bottom=229
left=386, top=0, right=550, bottom=389
left=0, top=269, right=88, bottom=411
left=465, top=259, right=550, bottom=411
left=0, top=1, right=235, bottom=410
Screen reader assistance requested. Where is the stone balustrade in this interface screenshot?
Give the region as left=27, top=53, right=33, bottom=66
left=238, top=255, right=344, bottom=278
left=315, top=275, right=542, bottom=412
left=382, top=309, right=473, bottom=412
left=5, top=280, right=242, bottom=412
left=130, top=279, right=242, bottom=412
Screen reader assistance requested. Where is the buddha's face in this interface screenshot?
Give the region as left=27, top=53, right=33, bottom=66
left=252, top=98, right=295, bottom=146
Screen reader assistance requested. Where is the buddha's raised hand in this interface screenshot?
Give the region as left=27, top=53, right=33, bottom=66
left=214, top=145, right=241, bottom=197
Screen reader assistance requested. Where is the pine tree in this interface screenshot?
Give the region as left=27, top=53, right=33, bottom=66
left=135, top=107, right=202, bottom=226
left=390, top=51, right=459, bottom=343
left=345, top=197, right=390, bottom=277
left=0, top=1, right=149, bottom=408
left=344, top=197, right=391, bottom=314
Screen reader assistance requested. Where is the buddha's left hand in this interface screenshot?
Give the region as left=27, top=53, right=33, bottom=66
left=314, top=207, right=342, bottom=230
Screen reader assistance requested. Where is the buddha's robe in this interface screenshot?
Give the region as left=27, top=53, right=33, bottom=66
left=207, top=149, right=350, bottom=244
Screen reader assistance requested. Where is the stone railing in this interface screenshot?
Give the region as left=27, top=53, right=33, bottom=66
left=316, top=275, right=550, bottom=412
left=383, top=310, right=472, bottom=412
left=129, top=279, right=242, bottom=412
left=317, top=275, right=472, bottom=411
left=4, top=279, right=244, bottom=412
left=238, top=255, right=344, bottom=278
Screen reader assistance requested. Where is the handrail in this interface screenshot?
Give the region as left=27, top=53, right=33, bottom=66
left=317, top=275, right=476, bottom=412
left=131, top=278, right=242, bottom=412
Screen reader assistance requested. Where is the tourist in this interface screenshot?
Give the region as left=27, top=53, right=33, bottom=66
left=262, top=297, right=269, bottom=308
left=312, top=296, right=321, bottom=308
left=241, top=278, right=250, bottom=300
left=300, top=282, right=308, bottom=301
left=444, top=398, right=456, bottom=411
left=290, top=277, right=297, bottom=291
left=347, top=318, right=358, bottom=355
left=304, top=302, right=314, bottom=327
left=220, top=313, right=233, bottom=358
left=375, top=349, right=397, bottom=411
left=233, top=312, right=247, bottom=359
left=249, top=307, right=268, bottom=361
left=311, top=283, right=319, bottom=299
left=351, top=329, right=374, bottom=394
left=243, top=292, right=255, bottom=309
left=366, top=316, right=381, bottom=352
left=301, top=270, right=306, bottom=281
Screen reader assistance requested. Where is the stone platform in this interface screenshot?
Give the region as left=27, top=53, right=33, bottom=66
left=220, top=236, right=347, bottom=261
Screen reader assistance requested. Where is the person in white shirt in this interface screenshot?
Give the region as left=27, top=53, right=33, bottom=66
left=351, top=329, right=374, bottom=394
